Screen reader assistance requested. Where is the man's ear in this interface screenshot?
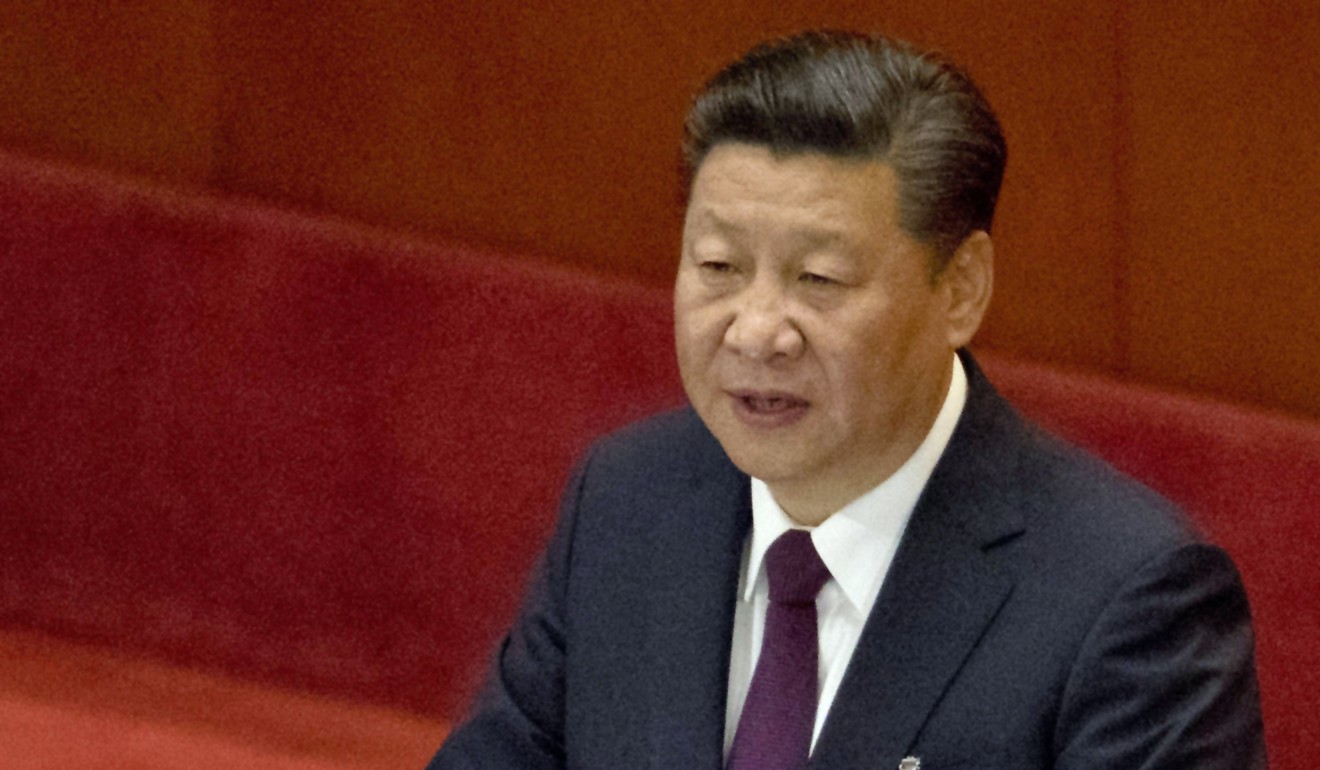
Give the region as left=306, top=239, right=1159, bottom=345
left=940, top=230, right=994, bottom=348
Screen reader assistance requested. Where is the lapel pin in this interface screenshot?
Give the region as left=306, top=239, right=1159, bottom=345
left=898, top=758, right=921, bottom=770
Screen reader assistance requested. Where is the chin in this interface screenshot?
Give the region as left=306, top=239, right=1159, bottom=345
left=714, top=430, right=812, bottom=484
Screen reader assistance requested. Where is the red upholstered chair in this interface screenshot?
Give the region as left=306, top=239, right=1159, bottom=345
left=0, top=151, right=682, bottom=767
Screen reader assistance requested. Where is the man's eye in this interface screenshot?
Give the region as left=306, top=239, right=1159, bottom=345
left=799, top=272, right=837, bottom=286
left=701, top=261, right=734, bottom=273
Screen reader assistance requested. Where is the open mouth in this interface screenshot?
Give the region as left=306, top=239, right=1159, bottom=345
left=740, top=394, right=808, bottom=413
left=727, top=389, right=810, bottom=426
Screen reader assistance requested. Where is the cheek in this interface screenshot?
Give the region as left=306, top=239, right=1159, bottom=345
left=674, top=302, right=724, bottom=352
left=674, top=313, right=717, bottom=391
left=812, top=326, right=897, bottom=405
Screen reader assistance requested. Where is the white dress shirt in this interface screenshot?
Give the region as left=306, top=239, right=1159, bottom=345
left=722, top=354, right=969, bottom=756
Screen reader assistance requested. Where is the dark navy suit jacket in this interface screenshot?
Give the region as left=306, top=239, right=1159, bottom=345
left=429, top=354, right=1265, bottom=769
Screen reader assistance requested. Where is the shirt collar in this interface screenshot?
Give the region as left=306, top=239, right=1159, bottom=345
left=744, top=354, right=969, bottom=610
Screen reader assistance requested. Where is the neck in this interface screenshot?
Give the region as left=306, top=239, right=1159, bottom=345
left=770, top=465, right=901, bottom=527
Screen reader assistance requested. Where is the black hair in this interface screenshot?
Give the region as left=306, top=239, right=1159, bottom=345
left=682, top=30, right=1007, bottom=267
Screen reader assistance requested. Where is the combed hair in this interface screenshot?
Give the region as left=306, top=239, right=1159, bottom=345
left=682, top=30, right=1007, bottom=268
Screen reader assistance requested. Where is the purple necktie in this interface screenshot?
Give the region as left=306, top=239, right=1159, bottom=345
left=727, top=529, right=833, bottom=770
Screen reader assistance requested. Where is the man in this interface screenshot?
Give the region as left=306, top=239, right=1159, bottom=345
left=429, top=30, right=1265, bottom=769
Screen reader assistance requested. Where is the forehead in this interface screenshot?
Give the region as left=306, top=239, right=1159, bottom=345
left=684, top=143, right=903, bottom=245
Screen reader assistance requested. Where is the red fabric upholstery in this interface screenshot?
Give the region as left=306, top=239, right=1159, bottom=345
left=0, top=151, right=683, bottom=720
left=0, top=629, right=445, bottom=768
left=1, top=151, right=1316, bottom=767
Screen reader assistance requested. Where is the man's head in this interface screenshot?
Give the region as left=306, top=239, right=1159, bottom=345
left=682, top=30, right=1006, bottom=270
left=674, top=31, right=1003, bottom=523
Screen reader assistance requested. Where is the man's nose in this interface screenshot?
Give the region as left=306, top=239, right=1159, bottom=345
left=722, top=280, right=804, bottom=361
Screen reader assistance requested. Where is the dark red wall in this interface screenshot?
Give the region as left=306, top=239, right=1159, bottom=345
left=3, top=1, right=1316, bottom=417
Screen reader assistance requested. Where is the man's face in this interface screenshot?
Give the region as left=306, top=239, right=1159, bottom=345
left=675, top=143, right=963, bottom=523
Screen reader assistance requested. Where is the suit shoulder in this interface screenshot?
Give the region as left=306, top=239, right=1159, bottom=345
left=948, top=366, right=1203, bottom=562
left=588, top=406, right=732, bottom=476
left=997, top=418, right=1217, bottom=597
left=1026, top=424, right=1199, bottom=538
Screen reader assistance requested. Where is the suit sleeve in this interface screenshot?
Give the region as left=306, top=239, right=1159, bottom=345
left=1054, top=543, right=1267, bottom=769
left=425, top=448, right=596, bottom=770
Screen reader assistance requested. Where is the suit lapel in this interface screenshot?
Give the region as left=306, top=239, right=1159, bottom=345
left=644, top=421, right=751, bottom=769
left=811, top=353, right=1029, bottom=768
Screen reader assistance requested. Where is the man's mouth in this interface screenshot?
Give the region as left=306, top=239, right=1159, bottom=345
left=740, top=394, right=808, bottom=413
left=727, top=389, right=810, bottom=426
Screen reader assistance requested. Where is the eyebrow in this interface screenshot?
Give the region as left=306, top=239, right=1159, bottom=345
left=686, top=208, right=848, bottom=250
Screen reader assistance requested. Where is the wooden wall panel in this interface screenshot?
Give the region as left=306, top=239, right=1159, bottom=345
left=2, top=1, right=1315, bottom=417
left=210, top=1, right=693, bottom=284
left=206, top=1, right=1124, bottom=364
left=0, top=1, right=216, bottom=181
left=1124, top=1, right=1320, bottom=416
left=908, top=5, right=1125, bottom=371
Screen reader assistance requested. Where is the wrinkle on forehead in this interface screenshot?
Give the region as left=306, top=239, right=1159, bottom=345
left=684, top=144, right=910, bottom=258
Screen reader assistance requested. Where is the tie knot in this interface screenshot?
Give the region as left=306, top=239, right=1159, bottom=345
left=764, top=530, right=831, bottom=606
